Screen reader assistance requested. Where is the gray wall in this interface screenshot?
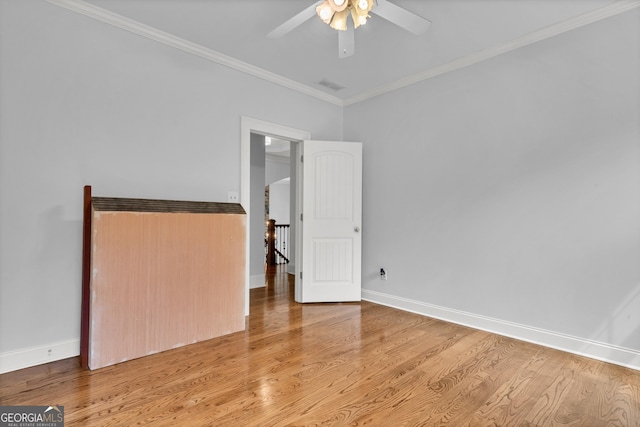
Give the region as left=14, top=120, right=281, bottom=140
left=344, top=10, right=640, bottom=356
left=266, top=156, right=291, bottom=186
left=269, top=181, right=290, bottom=225
left=0, top=0, right=341, bottom=364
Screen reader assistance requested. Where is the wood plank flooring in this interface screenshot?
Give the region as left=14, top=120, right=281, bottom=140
left=1, top=266, right=639, bottom=426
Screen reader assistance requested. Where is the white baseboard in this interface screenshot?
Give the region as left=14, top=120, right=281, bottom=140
left=250, top=273, right=266, bottom=289
left=362, top=289, right=640, bottom=371
left=0, top=339, right=80, bottom=374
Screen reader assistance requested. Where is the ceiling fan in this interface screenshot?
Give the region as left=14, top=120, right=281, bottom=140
left=267, top=0, right=431, bottom=58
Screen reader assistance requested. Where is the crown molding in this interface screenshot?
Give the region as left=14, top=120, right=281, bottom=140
left=343, top=0, right=640, bottom=106
left=46, top=0, right=344, bottom=107
left=47, top=0, right=638, bottom=108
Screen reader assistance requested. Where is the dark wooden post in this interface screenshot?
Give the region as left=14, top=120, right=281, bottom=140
left=80, top=185, right=92, bottom=368
left=266, top=219, right=276, bottom=266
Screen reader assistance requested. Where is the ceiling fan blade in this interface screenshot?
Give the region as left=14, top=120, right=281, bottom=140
left=371, top=0, right=431, bottom=35
left=267, top=2, right=319, bottom=38
left=338, top=26, right=355, bottom=58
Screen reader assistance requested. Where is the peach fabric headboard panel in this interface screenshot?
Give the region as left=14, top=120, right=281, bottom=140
left=87, top=195, right=246, bottom=370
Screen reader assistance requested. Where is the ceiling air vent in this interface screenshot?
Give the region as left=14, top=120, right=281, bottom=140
left=318, top=78, right=345, bottom=91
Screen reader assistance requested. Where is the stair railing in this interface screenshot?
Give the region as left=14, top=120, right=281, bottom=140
left=266, top=219, right=290, bottom=265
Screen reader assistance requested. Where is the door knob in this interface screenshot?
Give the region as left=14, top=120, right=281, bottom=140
left=354, top=226, right=360, bottom=232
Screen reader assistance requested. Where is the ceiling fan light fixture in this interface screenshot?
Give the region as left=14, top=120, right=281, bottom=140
left=271, top=0, right=431, bottom=59
left=319, top=0, right=373, bottom=30
left=329, top=0, right=348, bottom=12
left=355, top=0, right=374, bottom=17
left=330, top=9, right=349, bottom=31
left=347, top=8, right=363, bottom=29
left=316, top=1, right=334, bottom=23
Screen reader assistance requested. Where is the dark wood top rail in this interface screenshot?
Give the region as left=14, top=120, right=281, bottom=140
left=92, top=197, right=245, bottom=215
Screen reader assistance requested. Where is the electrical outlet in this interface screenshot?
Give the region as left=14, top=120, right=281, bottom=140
left=228, top=191, right=239, bottom=203
left=380, top=268, right=387, bottom=280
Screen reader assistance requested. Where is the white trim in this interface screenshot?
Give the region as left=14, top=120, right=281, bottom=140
left=0, top=339, right=79, bottom=374
left=45, top=0, right=343, bottom=107
left=362, top=289, right=640, bottom=371
left=47, top=0, right=640, bottom=107
left=250, top=274, right=266, bottom=289
left=241, top=117, right=311, bottom=316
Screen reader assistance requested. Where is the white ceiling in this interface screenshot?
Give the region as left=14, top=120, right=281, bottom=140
left=54, top=0, right=634, bottom=105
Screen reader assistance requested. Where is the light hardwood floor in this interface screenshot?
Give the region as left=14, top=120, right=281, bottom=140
left=1, top=266, right=639, bottom=426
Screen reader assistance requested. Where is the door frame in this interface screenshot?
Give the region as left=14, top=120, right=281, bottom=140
left=240, top=117, right=311, bottom=315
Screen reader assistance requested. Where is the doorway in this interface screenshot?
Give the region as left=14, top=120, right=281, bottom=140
left=265, top=137, right=292, bottom=270
left=240, top=117, right=311, bottom=316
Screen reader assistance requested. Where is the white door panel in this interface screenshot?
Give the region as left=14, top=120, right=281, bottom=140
left=297, top=140, right=362, bottom=303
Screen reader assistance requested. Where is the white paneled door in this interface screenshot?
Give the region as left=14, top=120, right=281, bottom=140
left=296, top=140, right=362, bottom=303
